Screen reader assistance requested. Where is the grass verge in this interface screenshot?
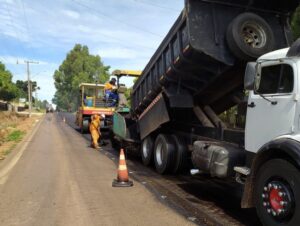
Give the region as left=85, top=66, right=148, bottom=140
left=6, top=130, right=25, bottom=142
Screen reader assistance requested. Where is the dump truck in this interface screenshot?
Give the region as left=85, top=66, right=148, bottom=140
left=112, top=0, right=300, bottom=225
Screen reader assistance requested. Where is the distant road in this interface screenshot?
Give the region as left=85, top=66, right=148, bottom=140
left=0, top=113, right=193, bottom=226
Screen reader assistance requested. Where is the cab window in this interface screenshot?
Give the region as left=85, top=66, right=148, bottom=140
left=257, top=64, right=294, bottom=94
left=83, top=87, right=95, bottom=106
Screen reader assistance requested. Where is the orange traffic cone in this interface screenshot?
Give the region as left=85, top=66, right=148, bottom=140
left=112, top=149, right=133, bottom=187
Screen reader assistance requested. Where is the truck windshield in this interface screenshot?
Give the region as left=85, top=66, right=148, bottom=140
left=256, top=64, right=293, bottom=94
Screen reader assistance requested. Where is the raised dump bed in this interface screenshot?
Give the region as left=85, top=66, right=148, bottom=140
left=131, top=0, right=298, bottom=116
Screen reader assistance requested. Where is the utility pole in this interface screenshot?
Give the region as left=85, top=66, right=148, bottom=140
left=35, top=90, right=38, bottom=108
left=24, top=60, right=39, bottom=117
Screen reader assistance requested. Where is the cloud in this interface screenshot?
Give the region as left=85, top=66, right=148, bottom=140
left=61, top=9, right=80, bottom=19
left=98, top=47, right=140, bottom=59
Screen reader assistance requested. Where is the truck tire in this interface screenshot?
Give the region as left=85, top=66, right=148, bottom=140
left=226, top=12, right=275, bottom=61
left=255, top=159, right=300, bottom=226
left=154, top=134, right=176, bottom=174
left=141, top=136, right=154, bottom=166
left=81, top=118, right=89, bottom=134
left=109, top=130, right=120, bottom=150
left=172, top=135, right=188, bottom=174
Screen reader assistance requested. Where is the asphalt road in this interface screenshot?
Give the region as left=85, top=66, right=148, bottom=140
left=0, top=113, right=194, bottom=226
left=63, top=112, right=262, bottom=226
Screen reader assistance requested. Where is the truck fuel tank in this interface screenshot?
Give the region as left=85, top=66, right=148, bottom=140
left=192, top=141, right=245, bottom=178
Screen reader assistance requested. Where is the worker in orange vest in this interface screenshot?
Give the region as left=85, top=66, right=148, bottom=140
left=89, top=114, right=101, bottom=149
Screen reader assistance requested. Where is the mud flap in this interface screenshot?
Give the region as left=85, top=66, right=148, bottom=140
left=138, top=94, right=170, bottom=140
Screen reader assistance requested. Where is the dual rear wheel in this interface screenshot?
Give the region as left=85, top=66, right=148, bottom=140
left=141, top=134, right=188, bottom=174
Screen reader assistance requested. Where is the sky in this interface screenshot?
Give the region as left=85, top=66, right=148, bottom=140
left=0, top=0, right=184, bottom=103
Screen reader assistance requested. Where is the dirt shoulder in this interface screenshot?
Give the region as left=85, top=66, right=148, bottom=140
left=0, top=111, right=43, bottom=160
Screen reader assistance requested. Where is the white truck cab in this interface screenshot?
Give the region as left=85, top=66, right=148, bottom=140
left=241, top=43, right=300, bottom=225
left=246, top=48, right=300, bottom=153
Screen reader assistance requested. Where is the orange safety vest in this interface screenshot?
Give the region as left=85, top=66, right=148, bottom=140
left=104, top=82, right=113, bottom=91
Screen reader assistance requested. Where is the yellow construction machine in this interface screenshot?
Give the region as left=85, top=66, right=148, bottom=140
left=75, top=83, right=115, bottom=133
left=76, top=70, right=141, bottom=133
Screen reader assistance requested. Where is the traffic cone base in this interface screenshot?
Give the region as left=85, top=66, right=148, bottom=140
left=112, top=149, right=133, bottom=187
left=112, top=179, right=133, bottom=187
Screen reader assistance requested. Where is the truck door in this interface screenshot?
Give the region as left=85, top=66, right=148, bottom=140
left=245, top=61, right=297, bottom=153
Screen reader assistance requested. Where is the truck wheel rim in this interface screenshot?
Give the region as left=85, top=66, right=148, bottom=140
left=262, top=180, right=294, bottom=220
left=241, top=22, right=266, bottom=49
left=156, top=143, right=163, bottom=166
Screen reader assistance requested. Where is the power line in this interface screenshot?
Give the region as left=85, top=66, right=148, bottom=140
left=20, top=0, right=37, bottom=57
left=5, top=0, right=27, bottom=60
left=20, top=0, right=30, bottom=37
left=72, top=0, right=163, bottom=38
left=133, top=0, right=181, bottom=12
left=92, top=31, right=156, bottom=51
left=71, top=0, right=157, bottom=51
left=5, top=2, right=18, bottom=38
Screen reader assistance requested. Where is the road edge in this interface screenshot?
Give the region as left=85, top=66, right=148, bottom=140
left=0, top=115, right=44, bottom=179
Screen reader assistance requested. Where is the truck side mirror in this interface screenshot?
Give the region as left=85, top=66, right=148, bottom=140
left=244, top=62, right=256, bottom=90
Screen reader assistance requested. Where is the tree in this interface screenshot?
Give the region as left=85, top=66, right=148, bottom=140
left=15, top=80, right=39, bottom=100
left=53, top=44, right=110, bottom=111
left=0, top=62, right=20, bottom=101
left=292, top=5, right=300, bottom=40
left=34, top=99, right=49, bottom=110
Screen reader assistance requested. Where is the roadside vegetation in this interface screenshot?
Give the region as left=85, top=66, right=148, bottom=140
left=0, top=61, right=49, bottom=110
left=292, top=6, right=300, bottom=40
left=0, top=112, right=40, bottom=160
left=6, top=130, right=25, bottom=142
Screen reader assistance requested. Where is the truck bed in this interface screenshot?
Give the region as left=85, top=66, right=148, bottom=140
left=131, top=0, right=298, bottom=116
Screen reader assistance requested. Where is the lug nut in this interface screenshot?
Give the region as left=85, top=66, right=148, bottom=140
left=264, top=186, right=268, bottom=191
left=280, top=201, right=287, bottom=206
left=262, top=194, right=268, bottom=198
left=274, top=185, right=278, bottom=190
left=278, top=209, right=284, bottom=214
left=267, top=208, right=271, bottom=214
left=268, top=183, right=273, bottom=188
left=272, top=210, right=277, bottom=216
left=279, top=192, right=285, bottom=197
left=263, top=202, right=267, bottom=207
